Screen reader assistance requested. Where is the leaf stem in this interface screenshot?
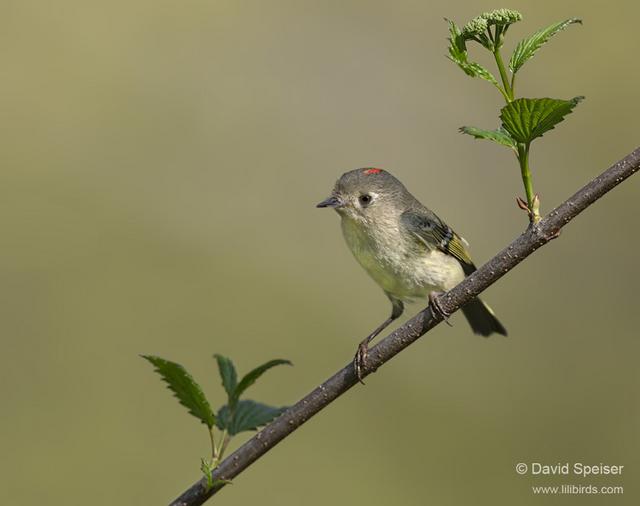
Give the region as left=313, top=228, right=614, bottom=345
left=517, top=143, right=540, bottom=223
left=493, top=25, right=503, bottom=47
left=487, top=25, right=495, bottom=44
left=495, top=84, right=511, bottom=103
left=218, top=430, right=231, bottom=459
left=493, top=47, right=513, bottom=102
left=208, top=426, right=218, bottom=460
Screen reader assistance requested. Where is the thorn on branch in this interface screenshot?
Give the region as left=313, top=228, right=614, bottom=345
left=516, top=194, right=541, bottom=224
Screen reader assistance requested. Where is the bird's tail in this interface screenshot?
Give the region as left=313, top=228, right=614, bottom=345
left=461, top=297, right=507, bottom=337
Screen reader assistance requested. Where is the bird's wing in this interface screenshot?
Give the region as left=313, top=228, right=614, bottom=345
left=400, top=209, right=475, bottom=273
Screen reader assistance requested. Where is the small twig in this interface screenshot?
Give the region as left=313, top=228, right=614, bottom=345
left=170, top=148, right=640, bottom=506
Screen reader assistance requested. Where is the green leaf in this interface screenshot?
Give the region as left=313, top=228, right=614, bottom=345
left=235, top=359, right=292, bottom=399
left=213, top=354, right=237, bottom=402
left=446, top=53, right=499, bottom=86
left=459, top=126, right=516, bottom=149
left=446, top=19, right=468, bottom=64
left=463, top=62, right=499, bottom=86
left=216, top=400, right=287, bottom=435
left=446, top=18, right=499, bottom=86
left=142, top=355, right=216, bottom=428
left=499, top=97, right=584, bottom=144
left=509, top=18, right=582, bottom=74
left=446, top=18, right=465, bottom=49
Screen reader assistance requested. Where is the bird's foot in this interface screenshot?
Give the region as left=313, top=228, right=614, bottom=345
left=428, top=291, right=452, bottom=326
left=353, top=340, right=369, bottom=385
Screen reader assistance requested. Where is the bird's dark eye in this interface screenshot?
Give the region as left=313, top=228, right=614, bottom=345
left=358, top=194, right=372, bottom=206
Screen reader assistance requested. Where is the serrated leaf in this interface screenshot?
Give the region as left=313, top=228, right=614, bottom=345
left=235, top=359, right=292, bottom=399
left=509, top=18, right=581, bottom=74
left=446, top=18, right=465, bottom=53
left=447, top=21, right=469, bottom=68
left=213, top=354, right=237, bottom=402
left=216, top=400, right=287, bottom=435
left=447, top=56, right=499, bottom=86
left=464, top=62, right=499, bottom=86
left=500, top=97, right=584, bottom=144
left=142, top=355, right=216, bottom=428
left=446, top=18, right=499, bottom=86
left=460, top=126, right=516, bottom=149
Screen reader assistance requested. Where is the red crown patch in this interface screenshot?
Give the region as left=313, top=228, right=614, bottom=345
left=364, top=168, right=382, bottom=175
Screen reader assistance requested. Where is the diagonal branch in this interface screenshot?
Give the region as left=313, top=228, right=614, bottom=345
left=170, top=147, right=640, bottom=506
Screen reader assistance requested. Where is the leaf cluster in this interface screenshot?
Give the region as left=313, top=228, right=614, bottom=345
left=213, top=354, right=291, bottom=434
left=461, top=96, right=584, bottom=149
left=510, top=18, right=582, bottom=74
left=447, top=8, right=584, bottom=223
left=446, top=19, right=498, bottom=86
left=447, top=10, right=580, bottom=100
left=142, top=354, right=291, bottom=434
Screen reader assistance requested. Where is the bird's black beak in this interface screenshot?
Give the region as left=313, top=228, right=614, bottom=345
left=316, top=195, right=343, bottom=208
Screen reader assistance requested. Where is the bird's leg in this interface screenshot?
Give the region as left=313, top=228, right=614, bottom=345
left=354, top=319, right=392, bottom=384
left=354, top=298, right=403, bottom=384
left=428, top=291, right=453, bottom=326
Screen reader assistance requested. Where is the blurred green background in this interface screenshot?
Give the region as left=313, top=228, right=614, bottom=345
left=1, top=1, right=638, bottom=504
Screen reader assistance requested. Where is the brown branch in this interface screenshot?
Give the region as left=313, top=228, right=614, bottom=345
left=170, top=147, right=640, bottom=506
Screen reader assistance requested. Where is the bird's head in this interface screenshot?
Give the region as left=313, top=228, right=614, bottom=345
left=316, top=168, right=408, bottom=224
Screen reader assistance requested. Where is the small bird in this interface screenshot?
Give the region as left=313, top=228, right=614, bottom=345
left=317, top=168, right=507, bottom=382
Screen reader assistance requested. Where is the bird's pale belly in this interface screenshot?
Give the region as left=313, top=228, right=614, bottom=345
left=341, top=217, right=465, bottom=302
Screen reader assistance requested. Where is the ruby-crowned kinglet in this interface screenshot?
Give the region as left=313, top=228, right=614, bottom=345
left=317, top=168, right=507, bottom=382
